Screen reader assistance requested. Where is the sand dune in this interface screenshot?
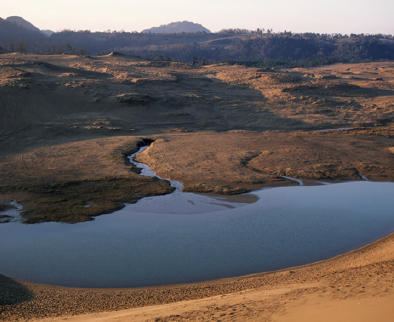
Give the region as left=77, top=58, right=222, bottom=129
left=0, top=54, right=394, bottom=321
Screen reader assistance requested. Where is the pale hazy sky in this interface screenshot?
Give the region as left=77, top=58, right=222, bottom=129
left=2, top=0, right=393, bottom=34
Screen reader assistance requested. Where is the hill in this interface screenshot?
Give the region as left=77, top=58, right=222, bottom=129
left=0, top=17, right=46, bottom=52
left=142, top=21, right=211, bottom=34
left=6, top=16, right=53, bottom=37
left=1, top=16, right=394, bottom=67
left=6, top=16, right=41, bottom=33
left=41, top=29, right=54, bottom=36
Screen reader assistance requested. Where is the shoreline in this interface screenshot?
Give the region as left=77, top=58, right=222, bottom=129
left=1, top=180, right=392, bottom=290
left=2, top=228, right=394, bottom=321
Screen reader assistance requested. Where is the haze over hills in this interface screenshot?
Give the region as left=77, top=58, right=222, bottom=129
left=142, top=21, right=211, bottom=34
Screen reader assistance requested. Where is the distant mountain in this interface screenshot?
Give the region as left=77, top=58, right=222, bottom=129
left=41, top=29, right=55, bottom=37
left=5, top=16, right=53, bottom=37
left=142, top=21, right=211, bottom=34
left=6, top=16, right=41, bottom=33
left=0, top=17, right=46, bottom=47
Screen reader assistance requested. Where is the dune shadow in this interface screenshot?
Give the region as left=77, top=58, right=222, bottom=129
left=0, top=274, right=33, bottom=305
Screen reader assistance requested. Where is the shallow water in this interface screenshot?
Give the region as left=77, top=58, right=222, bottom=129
left=315, top=127, right=353, bottom=132
left=0, top=181, right=393, bottom=288
left=0, top=201, right=23, bottom=223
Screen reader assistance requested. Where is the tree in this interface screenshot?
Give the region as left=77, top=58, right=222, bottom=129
left=66, top=44, right=72, bottom=54
left=16, top=39, right=29, bottom=53
left=192, top=56, right=198, bottom=66
left=33, top=40, right=41, bottom=54
left=4, top=39, right=16, bottom=53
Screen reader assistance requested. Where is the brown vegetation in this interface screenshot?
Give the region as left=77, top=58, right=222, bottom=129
left=0, top=137, right=174, bottom=223
left=0, top=54, right=393, bottom=222
left=135, top=130, right=394, bottom=194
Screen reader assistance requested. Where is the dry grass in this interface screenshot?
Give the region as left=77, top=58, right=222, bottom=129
left=135, top=130, right=394, bottom=193
left=19, top=176, right=174, bottom=224
left=0, top=137, right=174, bottom=223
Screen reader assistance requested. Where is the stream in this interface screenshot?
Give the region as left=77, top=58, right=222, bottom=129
left=126, top=146, right=259, bottom=214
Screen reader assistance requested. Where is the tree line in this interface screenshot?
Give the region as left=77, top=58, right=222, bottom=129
left=1, top=24, right=393, bottom=67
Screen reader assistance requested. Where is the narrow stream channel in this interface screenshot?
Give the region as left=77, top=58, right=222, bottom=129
left=129, top=146, right=184, bottom=190
left=126, top=145, right=258, bottom=214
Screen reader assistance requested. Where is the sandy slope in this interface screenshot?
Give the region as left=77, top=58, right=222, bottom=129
left=28, top=284, right=322, bottom=322
left=28, top=291, right=394, bottom=322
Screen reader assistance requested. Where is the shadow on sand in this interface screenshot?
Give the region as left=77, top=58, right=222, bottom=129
left=0, top=274, right=33, bottom=305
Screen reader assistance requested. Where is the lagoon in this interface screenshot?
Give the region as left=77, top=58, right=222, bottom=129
left=0, top=181, right=393, bottom=288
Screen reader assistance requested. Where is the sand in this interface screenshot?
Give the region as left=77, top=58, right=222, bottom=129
left=29, top=292, right=394, bottom=322
left=1, top=53, right=394, bottom=321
